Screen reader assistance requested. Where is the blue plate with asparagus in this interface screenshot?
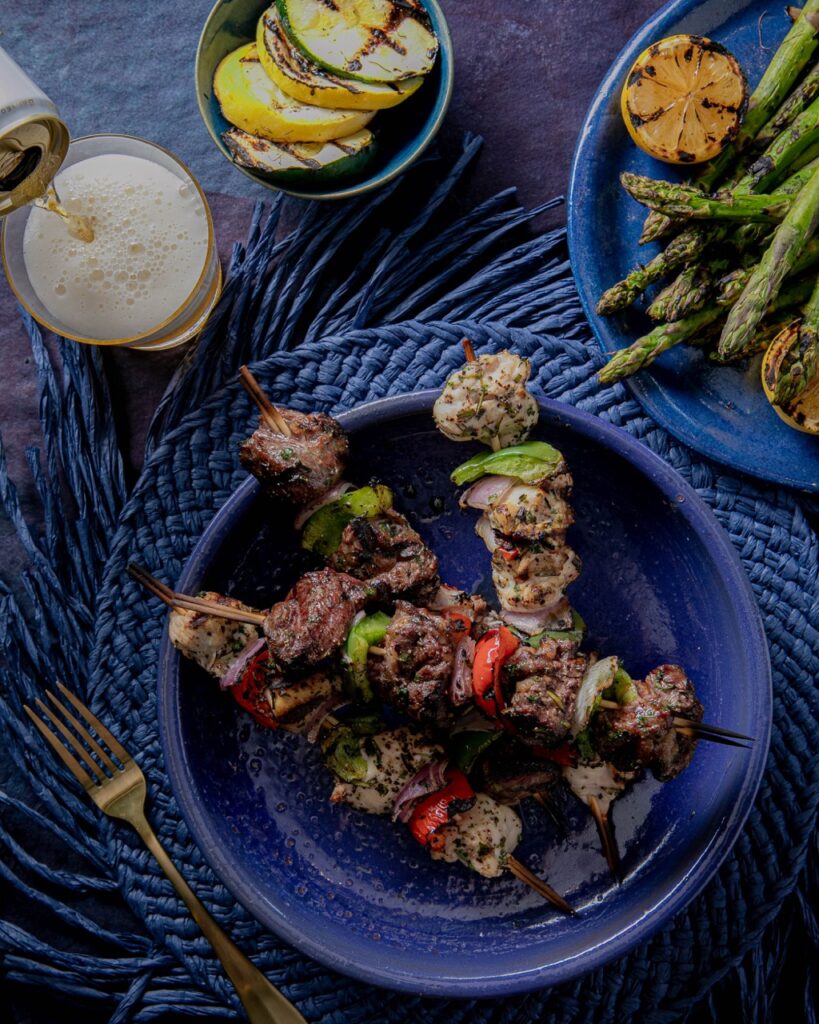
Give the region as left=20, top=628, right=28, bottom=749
left=568, top=0, right=819, bottom=491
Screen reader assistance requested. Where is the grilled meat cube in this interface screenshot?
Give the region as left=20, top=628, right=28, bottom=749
left=491, top=538, right=581, bottom=612
left=429, top=792, right=522, bottom=878
left=329, top=726, right=444, bottom=815
left=367, top=601, right=459, bottom=724
left=168, top=593, right=260, bottom=679
left=240, top=407, right=348, bottom=506
left=500, top=638, right=588, bottom=745
left=473, top=739, right=561, bottom=804
left=263, top=569, right=370, bottom=673
left=590, top=665, right=703, bottom=781
left=328, top=509, right=440, bottom=602
left=485, top=484, right=573, bottom=543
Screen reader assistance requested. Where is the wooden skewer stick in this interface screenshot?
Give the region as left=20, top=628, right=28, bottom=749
left=596, top=699, right=754, bottom=745
left=461, top=337, right=476, bottom=363
left=368, top=646, right=386, bottom=656
left=238, top=365, right=292, bottom=437
left=127, top=564, right=266, bottom=626
left=588, top=796, right=622, bottom=882
left=507, top=856, right=575, bottom=914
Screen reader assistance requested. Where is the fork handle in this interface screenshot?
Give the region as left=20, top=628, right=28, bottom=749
left=133, top=818, right=308, bottom=1024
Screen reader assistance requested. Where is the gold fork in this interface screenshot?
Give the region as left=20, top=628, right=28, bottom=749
left=24, top=682, right=308, bottom=1024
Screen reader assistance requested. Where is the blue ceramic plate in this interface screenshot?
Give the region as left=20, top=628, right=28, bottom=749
left=195, top=0, right=453, bottom=200
left=158, top=391, right=771, bottom=996
left=568, top=0, right=819, bottom=492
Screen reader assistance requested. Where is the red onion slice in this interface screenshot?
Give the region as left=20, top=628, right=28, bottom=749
left=450, top=635, right=475, bottom=706
left=220, top=637, right=266, bottom=690
left=392, top=759, right=449, bottom=822
left=304, top=698, right=349, bottom=745
left=429, top=584, right=471, bottom=610
left=294, top=481, right=354, bottom=531
left=474, top=514, right=498, bottom=553
left=460, top=475, right=515, bottom=511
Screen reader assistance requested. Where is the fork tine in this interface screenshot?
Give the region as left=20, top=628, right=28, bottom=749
left=46, top=689, right=119, bottom=774
left=34, top=698, right=105, bottom=783
left=24, top=704, right=96, bottom=789
left=56, top=681, right=132, bottom=765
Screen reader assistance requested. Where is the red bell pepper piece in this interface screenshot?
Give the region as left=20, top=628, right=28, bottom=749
left=442, top=607, right=473, bottom=634
left=472, top=626, right=520, bottom=719
left=231, top=648, right=279, bottom=730
left=532, top=740, right=577, bottom=767
left=497, top=545, right=520, bottom=563
left=407, top=769, right=475, bottom=851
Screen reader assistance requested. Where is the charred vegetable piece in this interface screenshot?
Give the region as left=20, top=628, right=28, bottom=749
left=276, top=0, right=438, bottom=84
left=223, top=126, right=376, bottom=182
left=451, top=442, right=565, bottom=487
left=344, top=611, right=391, bottom=703
left=407, top=768, right=476, bottom=849
left=434, top=350, right=539, bottom=449
left=302, top=484, right=393, bottom=557
left=429, top=792, right=522, bottom=878
left=472, top=737, right=562, bottom=804
left=230, top=647, right=279, bottom=729
left=328, top=726, right=444, bottom=814
left=526, top=609, right=587, bottom=647
left=449, top=730, right=501, bottom=774
left=214, top=43, right=374, bottom=143
left=257, top=6, right=424, bottom=110
left=472, top=626, right=520, bottom=720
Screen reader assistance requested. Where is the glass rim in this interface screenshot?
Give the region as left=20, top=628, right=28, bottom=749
left=1, top=132, right=217, bottom=347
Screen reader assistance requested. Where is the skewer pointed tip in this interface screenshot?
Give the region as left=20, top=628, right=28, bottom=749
left=589, top=796, right=622, bottom=883
left=461, top=338, right=476, bottom=363
left=507, top=856, right=575, bottom=915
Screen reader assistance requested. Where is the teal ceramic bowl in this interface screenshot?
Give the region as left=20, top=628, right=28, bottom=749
left=195, top=0, right=453, bottom=200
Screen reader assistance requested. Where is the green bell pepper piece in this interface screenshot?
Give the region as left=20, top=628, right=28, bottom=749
left=449, top=730, right=501, bottom=773
left=302, top=484, right=393, bottom=557
left=525, top=610, right=587, bottom=647
left=343, top=611, right=392, bottom=704
left=575, top=727, right=597, bottom=763
left=608, top=668, right=638, bottom=706
left=323, top=729, right=370, bottom=783
left=451, top=441, right=563, bottom=487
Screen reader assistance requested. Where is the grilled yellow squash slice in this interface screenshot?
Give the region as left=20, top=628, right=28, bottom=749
left=213, top=43, right=374, bottom=143
left=276, top=0, right=438, bottom=83
left=257, top=8, right=423, bottom=110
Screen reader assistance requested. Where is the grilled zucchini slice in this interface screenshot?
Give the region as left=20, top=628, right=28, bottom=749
left=276, top=0, right=438, bottom=83
left=257, top=8, right=423, bottom=110
left=223, top=126, right=376, bottom=182
left=213, top=43, right=374, bottom=143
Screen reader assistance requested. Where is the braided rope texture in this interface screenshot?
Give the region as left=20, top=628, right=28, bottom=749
left=0, top=139, right=817, bottom=1021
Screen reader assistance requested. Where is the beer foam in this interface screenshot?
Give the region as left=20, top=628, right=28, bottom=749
left=23, top=153, right=209, bottom=340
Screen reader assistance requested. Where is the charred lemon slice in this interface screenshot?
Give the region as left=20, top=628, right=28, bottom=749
left=762, top=320, right=819, bottom=434
left=621, top=35, right=747, bottom=165
left=213, top=43, right=374, bottom=143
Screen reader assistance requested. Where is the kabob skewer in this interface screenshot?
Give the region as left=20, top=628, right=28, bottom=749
left=135, top=357, right=754, bottom=908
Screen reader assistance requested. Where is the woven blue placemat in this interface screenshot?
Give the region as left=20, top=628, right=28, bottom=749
left=0, top=141, right=817, bottom=1022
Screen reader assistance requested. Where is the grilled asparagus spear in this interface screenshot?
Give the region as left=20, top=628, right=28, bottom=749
left=598, top=278, right=815, bottom=384
left=718, top=162, right=819, bottom=359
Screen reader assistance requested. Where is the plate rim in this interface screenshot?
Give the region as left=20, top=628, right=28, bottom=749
left=566, top=0, right=819, bottom=493
left=157, top=389, right=772, bottom=996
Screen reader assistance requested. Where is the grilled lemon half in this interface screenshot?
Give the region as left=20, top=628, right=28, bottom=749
left=621, top=34, right=747, bottom=165
left=214, top=43, right=374, bottom=143
left=762, top=321, right=819, bottom=434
